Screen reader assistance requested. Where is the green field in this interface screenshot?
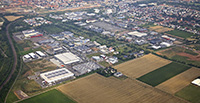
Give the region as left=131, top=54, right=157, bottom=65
left=20, top=89, right=76, bottom=103
left=175, top=84, right=200, bottom=103
left=137, top=62, right=190, bottom=87
left=166, top=29, right=194, bottom=39
left=172, top=55, right=200, bottom=67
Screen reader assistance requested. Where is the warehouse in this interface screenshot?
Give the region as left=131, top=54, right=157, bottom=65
left=22, top=29, right=43, bottom=38
left=128, top=31, right=147, bottom=37
left=192, top=78, right=200, bottom=87
left=28, top=53, right=38, bottom=59
left=35, top=51, right=46, bottom=57
left=40, top=68, right=74, bottom=85
left=54, top=52, right=80, bottom=65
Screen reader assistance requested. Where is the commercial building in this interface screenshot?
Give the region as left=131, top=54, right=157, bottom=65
left=54, top=52, right=80, bottom=65
left=35, top=51, right=46, bottom=57
left=40, top=68, right=74, bottom=85
left=22, top=29, right=43, bottom=38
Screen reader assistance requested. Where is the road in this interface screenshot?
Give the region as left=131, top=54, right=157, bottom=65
left=0, top=22, right=18, bottom=90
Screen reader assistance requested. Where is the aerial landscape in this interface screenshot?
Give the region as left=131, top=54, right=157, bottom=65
left=0, top=0, right=200, bottom=103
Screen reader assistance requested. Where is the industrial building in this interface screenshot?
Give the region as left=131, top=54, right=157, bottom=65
left=128, top=31, right=147, bottom=37
left=72, top=62, right=100, bottom=75
left=22, top=29, right=43, bottom=38
left=40, top=68, right=74, bottom=85
left=35, top=51, right=46, bottom=57
left=28, top=53, right=38, bottom=59
left=54, top=52, right=80, bottom=65
left=192, top=78, right=200, bottom=87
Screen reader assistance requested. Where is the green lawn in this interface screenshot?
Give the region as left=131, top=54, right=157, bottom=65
left=137, top=62, right=190, bottom=87
left=6, top=92, right=19, bottom=103
left=20, top=89, right=76, bottom=103
left=175, top=84, right=200, bottom=103
left=166, top=29, right=194, bottom=39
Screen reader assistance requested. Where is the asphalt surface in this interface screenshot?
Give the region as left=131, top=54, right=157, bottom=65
left=0, top=22, right=18, bottom=90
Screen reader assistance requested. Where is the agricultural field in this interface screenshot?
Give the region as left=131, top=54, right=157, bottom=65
left=57, top=73, right=187, bottom=103
left=4, top=16, right=24, bottom=21
left=20, top=89, right=76, bottom=103
left=148, top=25, right=173, bottom=33
left=156, top=67, right=200, bottom=94
left=165, top=29, right=194, bottom=39
left=137, top=62, right=191, bottom=87
left=158, top=46, right=200, bottom=67
left=114, top=53, right=171, bottom=78
left=175, top=84, right=200, bottom=103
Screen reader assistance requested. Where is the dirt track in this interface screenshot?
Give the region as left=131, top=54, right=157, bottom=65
left=0, top=21, right=18, bottom=90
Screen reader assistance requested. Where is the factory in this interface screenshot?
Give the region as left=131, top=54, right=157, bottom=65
left=54, top=52, right=80, bottom=65
left=22, top=29, right=43, bottom=38
left=40, top=68, right=74, bottom=85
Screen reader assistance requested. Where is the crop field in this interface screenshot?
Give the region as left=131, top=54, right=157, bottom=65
left=114, top=53, right=171, bottom=78
left=175, top=84, right=200, bottom=103
left=20, top=89, right=76, bottom=103
left=137, top=62, right=191, bottom=87
left=156, top=67, right=200, bottom=94
left=165, top=30, right=194, bottom=39
left=4, top=16, right=24, bottom=21
left=148, top=26, right=173, bottom=33
left=57, top=73, right=187, bottom=103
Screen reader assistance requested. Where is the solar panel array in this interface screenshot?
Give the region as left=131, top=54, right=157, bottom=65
left=44, top=70, right=68, bottom=79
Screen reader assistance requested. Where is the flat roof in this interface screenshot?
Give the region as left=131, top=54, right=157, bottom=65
left=40, top=68, right=74, bottom=84
left=192, top=78, right=200, bottom=86
left=128, top=31, right=147, bottom=37
left=54, top=52, right=80, bottom=65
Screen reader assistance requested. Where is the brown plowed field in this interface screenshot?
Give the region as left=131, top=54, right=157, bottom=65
left=57, top=73, right=187, bottom=103
left=177, top=53, right=200, bottom=61
left=114, top=54, right=171, bottom=78
left=156, top=67, right=200, bottom=94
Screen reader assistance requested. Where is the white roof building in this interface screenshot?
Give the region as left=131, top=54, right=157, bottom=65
left=192, top=78, right=200, bottom=86
left=40, top=68, right=74, bottom=84
left=36, top=51, right=46, bottom=57
left=54, top=52, right=80, bottom=65
left=128, top=31, right=147, bottom=37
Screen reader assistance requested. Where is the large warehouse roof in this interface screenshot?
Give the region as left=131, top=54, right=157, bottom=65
left=128, top=31, right=147, bottom=37
left=40, top=68, right=74, bottom=84
left=192, top=78, right=200, bottom=86
left=54, top=52, right=80, bottom=65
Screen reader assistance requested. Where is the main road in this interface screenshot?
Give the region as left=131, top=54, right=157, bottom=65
left=0, top=22, right=18, bottom=90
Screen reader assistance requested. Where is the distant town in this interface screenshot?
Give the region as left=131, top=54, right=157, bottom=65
left=0, top=0, right=200, bottom=103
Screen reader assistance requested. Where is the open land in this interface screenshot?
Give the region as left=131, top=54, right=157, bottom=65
left=158, top=46, right=200, bottom=66
left=26, top=59, right=57, bottom=72
left=92, top=22, right=125, bottom=33
left=114, top=53, right=171, bottom=78
left=57, top=73, right=188, bottom=103
left=19, top=89, right=76, bottom=103
left=165, top=30, right=194, bottom=39
left=137, top=62, right=191, bottom=87
left=4, top=16, right=24, bottom=22
left=175, top=84, right=200, bottom=103
left=148, top=26, right=173, bottom=33
left=156, top=67, right=200, bottom=94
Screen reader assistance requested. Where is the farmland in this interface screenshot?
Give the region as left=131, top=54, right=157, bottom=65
left=148, top=25, right=173, bottom=33
left=57, top=73, right=187, bottom=103
left=114, top=53, right=171, bottom=78
left=175, top=85, right=200, bottom=103
left=137, top=62, right=190, bottom=87
left=19, top=89, right=76, bottom=103
left=165, top=30, right=194, bottom=39
left=156, top=67, right=200, bottom=94
left=4, top=16, right=24, bottom=22
left=157, top=46, right=200, bottom=67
